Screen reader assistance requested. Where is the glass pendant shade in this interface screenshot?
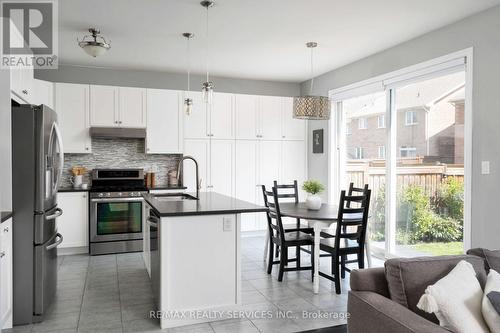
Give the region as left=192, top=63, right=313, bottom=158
left=80, top=43, right=109, bottom=57
left=293, top=95, right=331, bottom=120
left=202, top=81, right=214, bottom=105
left=184, top=98, right=193, bottom=116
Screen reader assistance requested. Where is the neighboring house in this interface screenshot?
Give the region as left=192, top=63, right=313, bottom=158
left=345, top=71, right=465, bottom=164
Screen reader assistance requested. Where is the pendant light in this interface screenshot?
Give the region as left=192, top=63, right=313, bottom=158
left=293, top=42, right=331, bottom=120
left=77, top=28, right=111, bottom=57
left=201, top=0, right=215, bottom=105
left=183, top=33, right=194, bottom=115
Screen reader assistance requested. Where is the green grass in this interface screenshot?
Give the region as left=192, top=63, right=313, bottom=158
left=407, top=242, right=464, bottom=256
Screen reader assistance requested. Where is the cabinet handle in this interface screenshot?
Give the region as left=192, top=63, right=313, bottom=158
left=0, top=252, right=5, bottom=258
left=119, top=121, right=122, bottom=124
left=3, top=227, right=8, bottom=232
left=85, top=147, right=89, bottom=151
left=22, top=89, right=28, bottom=95
left=282, top=136, right=285, bottom=138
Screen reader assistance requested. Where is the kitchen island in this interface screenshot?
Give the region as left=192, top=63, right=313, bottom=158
left=142, top=192, right=267, bottom=329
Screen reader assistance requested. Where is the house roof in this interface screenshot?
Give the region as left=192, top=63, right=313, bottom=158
left=344, top=71, right=465, bottom=119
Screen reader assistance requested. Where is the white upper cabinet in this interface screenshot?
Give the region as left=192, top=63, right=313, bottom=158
left=55, top=83, right=91, bottom=153
left=259, top=96, right=282, bottom=140
left=146, top=89, right=182, bottom=154
left=209, top=140, right=234, bottom=196
left=119, top=87, right=146, bottom=128
left=210, top=93, right=234, bottom=139
left=183, top=92, right=208, bottom=139
left=89, top=85, right=118, bottom=127
left=282, top=97, right=306, bottom=140
left=33, top=79, right=54, bottom=109
left=234, top=94, right=259, bottom=140
left=10, top=25, right=34, bottom=104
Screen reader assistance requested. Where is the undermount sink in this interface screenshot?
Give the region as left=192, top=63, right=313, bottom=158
left=153, top=193, right=198, bottom=201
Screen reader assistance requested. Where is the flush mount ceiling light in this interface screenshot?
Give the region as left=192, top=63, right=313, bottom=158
left=183, top=32, right=194, bottom=116
left=78, top=28, right=111, bottom=57
left=293, top=42, right=331, bottom=120
left=201, top=0, right=215, bottom=105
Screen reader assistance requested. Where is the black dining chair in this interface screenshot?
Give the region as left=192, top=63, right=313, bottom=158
left=272, top=180, right=314, bottom=267
left=318, top=189, right=371, bottom=294
left=261, top=185, right=314, bottom=282
left=321, top=183, right=369, bottom=277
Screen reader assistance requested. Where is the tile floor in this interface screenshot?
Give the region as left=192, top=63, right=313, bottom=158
left=6, top=234, right=373, bottom=333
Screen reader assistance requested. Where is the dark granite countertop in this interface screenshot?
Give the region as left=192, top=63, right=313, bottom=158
left=143, top=192, right=267, bottom=217
left=59, top=187, right=90, bottom=192
left=1, top=211, right=13, bottom=223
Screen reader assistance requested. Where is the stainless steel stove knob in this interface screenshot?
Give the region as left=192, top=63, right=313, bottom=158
left=98, top=193, right=103, bottom=197
left=106, top=193, right=111, bottom=197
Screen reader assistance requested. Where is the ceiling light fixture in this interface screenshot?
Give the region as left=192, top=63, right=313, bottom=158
left=78, top=28, right=111, bottom=57
left=293, top=42, right=331, bottom=120
left=183, top=33, right=194, bottom=116
left=200, top=0, right=215, bottom=105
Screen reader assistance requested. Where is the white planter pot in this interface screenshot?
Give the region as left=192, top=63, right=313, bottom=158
left=306, top=194, right=322, bottom=210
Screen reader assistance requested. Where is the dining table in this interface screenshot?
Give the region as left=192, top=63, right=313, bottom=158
left=263, top=202, right=372, bottom=294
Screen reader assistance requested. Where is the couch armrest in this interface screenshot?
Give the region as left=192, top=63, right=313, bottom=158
left=350, top=268, right=390, bottom=297
left=348, top=291, right=448, bottom=333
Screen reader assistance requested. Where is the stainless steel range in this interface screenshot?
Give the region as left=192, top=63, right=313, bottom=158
left=89, top=169, right=147, bottom=255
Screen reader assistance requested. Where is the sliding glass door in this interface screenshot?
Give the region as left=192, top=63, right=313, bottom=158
left=334, top=63, right=468, bottom=258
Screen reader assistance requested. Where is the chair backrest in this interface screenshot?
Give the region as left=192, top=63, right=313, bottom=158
left=347, top=183, right=369, bottom=208
left=261, top=185, right=286, bottom=242
left=273, top=180, right=299, bottom=204
left=334, top=189, right=371, bottom=250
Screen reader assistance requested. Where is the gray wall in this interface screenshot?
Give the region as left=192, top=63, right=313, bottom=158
left=301, top=5, right=500, bottom=249
left=0, top=69, right=11, bottom=211
left=35, top=65, right=300, bottom=97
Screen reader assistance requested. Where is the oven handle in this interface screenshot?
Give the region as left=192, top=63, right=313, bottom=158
left=91, top=197, right=144, bottom=203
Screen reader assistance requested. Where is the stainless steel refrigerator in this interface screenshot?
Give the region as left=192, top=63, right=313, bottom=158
left=11, top=104, right=64, bottom=324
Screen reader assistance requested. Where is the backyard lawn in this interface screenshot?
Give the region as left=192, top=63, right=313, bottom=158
left=407, top=242, right=463, bottom=256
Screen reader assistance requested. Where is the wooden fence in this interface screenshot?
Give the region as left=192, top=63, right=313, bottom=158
left=347, top=162, right=464, bottom=199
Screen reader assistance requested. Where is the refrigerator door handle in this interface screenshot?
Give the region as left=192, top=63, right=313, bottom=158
left=46, top=208, right=63, bottom=220
left=46, top=233, right=63, bottom=250
left=52, top=122, right=64, bottom=193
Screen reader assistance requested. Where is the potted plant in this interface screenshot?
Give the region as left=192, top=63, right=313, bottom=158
left=302, top=180, right=325, bottom=210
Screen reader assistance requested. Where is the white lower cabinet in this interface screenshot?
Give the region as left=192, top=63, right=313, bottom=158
left=209, top=140, right=234, bottom=196
left=57, top=192, right=89, bottom=250
left=235, top=141, right=259, bottom=231
left=0, top=218, right=13, bottom=330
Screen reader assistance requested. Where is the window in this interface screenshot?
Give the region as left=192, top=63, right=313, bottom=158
left=400, top=146, right=417, bottom=158
left=405, top=111, right=418, bottom=126
left=346, top=124, right=351, bottom=135
left=358, top=118, right=367, bottom=129
left=377, top=115, right=385, bottom=128
left=355, top=147, right=364, bottom=159
left=378, top=146, right=386, bottom=159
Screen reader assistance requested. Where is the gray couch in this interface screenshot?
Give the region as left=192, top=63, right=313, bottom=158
left=347, top=249, right=500, bottom=333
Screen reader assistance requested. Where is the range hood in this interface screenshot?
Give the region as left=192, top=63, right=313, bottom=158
left=89, top=127, right=146, bottom=139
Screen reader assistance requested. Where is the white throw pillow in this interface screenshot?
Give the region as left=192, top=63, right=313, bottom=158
left=417, top=260, right=490, bottom=333
left=483, top=269, right=500, bottom=333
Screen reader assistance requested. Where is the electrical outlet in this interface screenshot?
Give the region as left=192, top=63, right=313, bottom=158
left=482, top=161, right=490, bottom=175
left=223, top=217, right=233, bottom=232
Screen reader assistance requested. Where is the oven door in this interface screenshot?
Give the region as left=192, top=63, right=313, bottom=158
left=90, top=197, right=143, bottom=242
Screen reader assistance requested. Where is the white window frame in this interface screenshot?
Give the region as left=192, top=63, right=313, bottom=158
left=329, top=48, right=473, bottom=257
left=377, top=115, right=386, bottom=129
left=405, top=111, right=418, bottom=126
left=355, top=147, right=364, bottom=159
left=378, top=146, right=386, bottom=159
left=399, top=146, right=416, bottom=158
left=358, top=117, right=367, bottom=129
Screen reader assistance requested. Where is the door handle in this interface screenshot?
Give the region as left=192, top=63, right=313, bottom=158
left=147, top=218, right=158, bottom=228
left=46, top=207, right=63, bottom=220
left=46, top=233, right=63, bottom=250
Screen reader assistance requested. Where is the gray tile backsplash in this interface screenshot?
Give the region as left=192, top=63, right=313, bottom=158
left=62, top=138, right=181, bottom=188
